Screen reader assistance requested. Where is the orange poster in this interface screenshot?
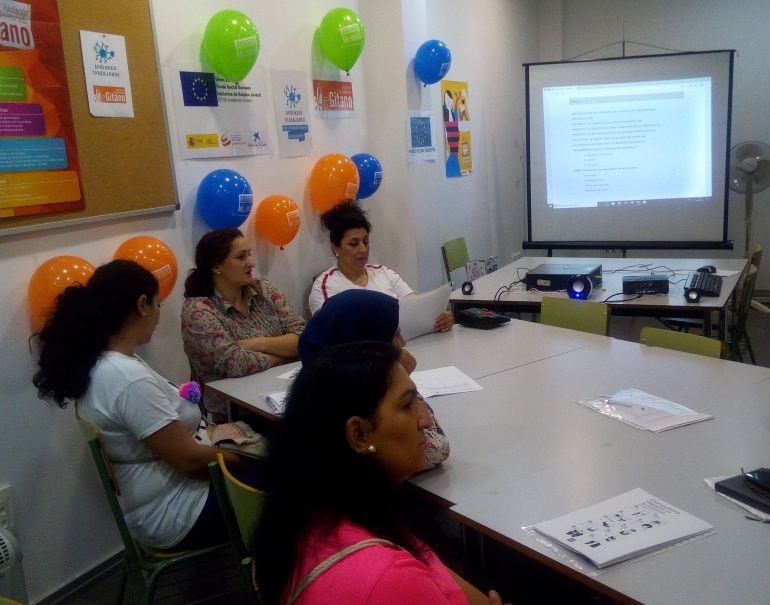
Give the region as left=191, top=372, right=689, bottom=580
left=0, top=0, right=83, bottom=218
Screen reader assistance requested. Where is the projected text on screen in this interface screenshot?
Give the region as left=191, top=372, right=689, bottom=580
left=543, top=77, right=711, bottom=208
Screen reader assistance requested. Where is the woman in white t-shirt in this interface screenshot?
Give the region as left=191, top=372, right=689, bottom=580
left=308, top=201, right=454, bottom=333
left=33, top=259, right=246, bottom=550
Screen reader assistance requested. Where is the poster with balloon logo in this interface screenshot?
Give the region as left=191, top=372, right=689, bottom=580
left=440, top=80, right=472, bottom=178
left=271, top=69, right=313, bottom=157
left=170, top=10, right=273, bottom=159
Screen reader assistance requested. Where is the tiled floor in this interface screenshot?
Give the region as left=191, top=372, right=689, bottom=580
left=52, top=307, right=769, bottom=604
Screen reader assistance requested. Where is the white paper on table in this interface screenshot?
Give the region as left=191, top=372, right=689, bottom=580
left=411, top=366, right=482, bottom=398
left=262, top=391, right=286, bottom=414
left=577, top=388, right=713, bottom=432
left=277, top=366, right=300, bottom=380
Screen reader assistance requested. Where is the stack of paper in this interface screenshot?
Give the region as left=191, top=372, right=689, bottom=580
left=533, top=488, right=713, bottom=568
left=577, top=388, right=713, bottom=432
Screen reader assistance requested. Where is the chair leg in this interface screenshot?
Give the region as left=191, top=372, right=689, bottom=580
left=116, top=560, right=128, bottom=605
left=745, top=336, right=756, bottom=365
left=144, top=569, right=162, bottom=605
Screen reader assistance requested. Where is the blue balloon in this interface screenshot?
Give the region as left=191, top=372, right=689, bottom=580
left=196, top=169, right=253, bottom=228
left=351, top=153, right=383, bottom=200
left=414, top=39, right=451, bottom=86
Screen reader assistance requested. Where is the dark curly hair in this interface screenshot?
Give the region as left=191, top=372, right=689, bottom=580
left=183, top=228, right=243, bottom=297
left=33, top=259, right=159, bottom=407
left=252, top=341, right=426, bottom=603
left=320, top=200, right=371, bottom=246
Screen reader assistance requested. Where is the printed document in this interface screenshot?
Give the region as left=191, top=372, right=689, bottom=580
left=533, top=488, right=713, bottom=568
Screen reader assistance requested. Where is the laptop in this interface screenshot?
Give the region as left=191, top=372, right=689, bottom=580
left=398, top=284, right=452, bottom=340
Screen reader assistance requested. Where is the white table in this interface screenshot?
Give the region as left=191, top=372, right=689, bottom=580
left=451, top=256, right=749, bottom=337
left=204, top=319, right=770, bottom=604
left=409, top=334, right=770, bottom=605
left=204, top=320, right=607, bottom=417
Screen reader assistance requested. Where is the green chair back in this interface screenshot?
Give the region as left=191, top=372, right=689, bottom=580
left=540, top=296, right=609, bottom=336
left=76, top=414, right=228, bottom=605
left=218, top=453, right=266, bottom=551
left=727, top=264, right=758, bottom=363
left=441, top=237, right=470, bottom=285
left=640, top=326, right=722, bottom=358
left=209, top=453, right=267, bottom=603
left=748, top=244, right=762, bottom=271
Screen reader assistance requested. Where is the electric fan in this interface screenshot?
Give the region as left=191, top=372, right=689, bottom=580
left=728, top=140, right=770, bottom=312
left=0, top=528, right=28, bottom=602
left=728, top=140, right=770, bottom=254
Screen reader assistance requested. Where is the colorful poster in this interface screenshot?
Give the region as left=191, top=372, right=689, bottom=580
left=407, top=111, right=437, bottom=163
left=313, top=78, right=354, bottom=118
left=0, top=0, right=83, bottom=218
left=271, top=69, right=312, bottom=157
left=441, top=80, right=472, bottom=177
left=79, top=30, right=134, bottom=118
left=170, top=64, right=272, bottom=159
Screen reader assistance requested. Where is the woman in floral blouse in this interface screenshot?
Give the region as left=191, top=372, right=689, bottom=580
left=182, top=228, right=305, bottom=421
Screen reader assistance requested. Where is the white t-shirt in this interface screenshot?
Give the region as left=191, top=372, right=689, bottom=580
left=309, top=264, right=414, bottom=314
left=77, top=351, right=210, bottom=549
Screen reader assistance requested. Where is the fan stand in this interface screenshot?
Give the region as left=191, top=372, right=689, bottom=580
left=739, top=157, right=769, bottom=314
left=743, top=162, right=755, bottom=257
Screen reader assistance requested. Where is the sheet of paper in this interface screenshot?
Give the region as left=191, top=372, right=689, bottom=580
left=399, top=283, right=451, bottom=340
left=577, top=388, right=713, bottom=432
left=411, top=366, right=482, bottom=397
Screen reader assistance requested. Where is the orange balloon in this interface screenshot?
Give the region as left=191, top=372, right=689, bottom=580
left=28, top=256, right=95, bottom=333
left=114, top=236, right=178, bottom=300
left=255, top=195, right=301, bottom=248
left=309, top=153, right=360, bottom=213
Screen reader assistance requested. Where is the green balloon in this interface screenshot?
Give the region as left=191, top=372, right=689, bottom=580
left=203, top=10, right=259, bottom=82
left=318, top=8, right=365, bottom=73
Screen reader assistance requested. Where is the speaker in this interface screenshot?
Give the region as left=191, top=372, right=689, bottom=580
left=684, top=287, right=701, bottom=303
left=566, top=274, right=593, bottom=299
left=461, top=281, right=474, bottom=295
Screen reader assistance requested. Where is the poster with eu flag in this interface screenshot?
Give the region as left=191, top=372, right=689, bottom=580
left=179, top=71, right=218, bottom=107
left=171, top=64, right=272, bottom=159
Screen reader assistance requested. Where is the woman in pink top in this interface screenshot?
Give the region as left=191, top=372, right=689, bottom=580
left=252, top=341, right=509, bottom=605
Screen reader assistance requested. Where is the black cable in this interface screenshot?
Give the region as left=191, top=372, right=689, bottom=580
left=603, top=292, right=644, bottom=303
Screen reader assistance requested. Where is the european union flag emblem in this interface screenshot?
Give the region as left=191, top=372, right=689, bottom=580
left=180, top=71, right=218, bottom=107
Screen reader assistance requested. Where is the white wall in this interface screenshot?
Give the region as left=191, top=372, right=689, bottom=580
left=1, top=1, right=536, bottom=600
left=403, top=0, right=538, bottom=291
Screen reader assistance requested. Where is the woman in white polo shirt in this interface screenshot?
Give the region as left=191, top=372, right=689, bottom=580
left=309, top=201, right=453, bottom=333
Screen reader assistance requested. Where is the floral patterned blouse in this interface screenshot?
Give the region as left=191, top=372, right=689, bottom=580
left=181, top=279, right=305, bottom=418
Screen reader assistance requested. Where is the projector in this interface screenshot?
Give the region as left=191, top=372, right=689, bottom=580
left=622, top=274, right=670, bottom=294
left=525, top=263, right=602, bottom=292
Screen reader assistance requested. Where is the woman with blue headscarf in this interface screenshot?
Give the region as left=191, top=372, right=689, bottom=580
left=299, top=290, right=449, bottom=469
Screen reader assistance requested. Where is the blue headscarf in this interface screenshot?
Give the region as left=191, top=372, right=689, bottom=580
left=298, top=290, right=399, bottom=363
